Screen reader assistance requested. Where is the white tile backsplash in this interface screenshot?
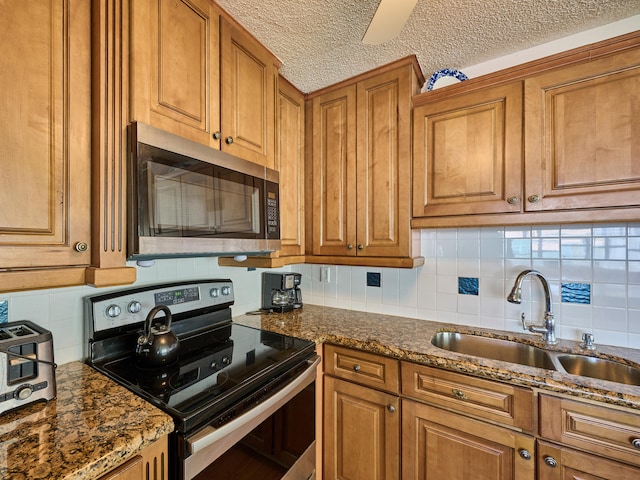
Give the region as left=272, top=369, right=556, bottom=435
left=7, top=223, right=640, bottom=365
left=300, top=223, right=640, bottom=350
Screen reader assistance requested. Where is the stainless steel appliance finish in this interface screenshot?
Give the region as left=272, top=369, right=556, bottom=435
left=262, top=272, right=303, bottom=313
left=0, top=321, right=56, bottom=415
left=128, top=122, right=281, bottom=260
left=85, top=280, right=317, bottom=480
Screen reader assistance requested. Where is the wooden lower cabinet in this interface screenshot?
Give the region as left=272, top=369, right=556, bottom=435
left=537, top=440, right=640, bottom=480
left=323, top=376, right=400, bottom=480
left=98, top=435, right=168, bottom=480
left=402, top=399, right=535, bottom=480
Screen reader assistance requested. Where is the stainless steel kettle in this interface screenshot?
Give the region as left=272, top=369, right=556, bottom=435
left=136, top=305, right=180, bottom=367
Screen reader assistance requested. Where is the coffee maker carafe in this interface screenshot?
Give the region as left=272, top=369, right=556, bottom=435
left=262, top=272, right=302, bottom=313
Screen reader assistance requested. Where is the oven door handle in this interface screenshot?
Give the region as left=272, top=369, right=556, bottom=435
left=187, top=355, right=320, bottom=457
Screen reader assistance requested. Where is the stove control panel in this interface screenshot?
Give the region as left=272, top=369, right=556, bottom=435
left=85, top=280, right=234, bottom=335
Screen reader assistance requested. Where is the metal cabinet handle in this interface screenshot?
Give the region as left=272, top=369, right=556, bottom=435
left=387, top=405, right=396, bottom=413
left=507, top=196, right=519, bottom=205
left=518, top=449, right=532, bottom=460
left=74, top=242, right=88, bottom=252
left=528, top=195, right=540, bottom=203
left=353, top=364, right=361, bottom=372
left=212, top=131, right=221, bottom=140
left=225, top=136, right=234, bottom=145
left=452, top=389, right=467, bottom=400
left=347, top=244, right=354, bottom=250
left=632, top=438, right=640, bottom=449
left=357, top=244, right=363, bottom=250
left=544, top=456, right=558, bottom=468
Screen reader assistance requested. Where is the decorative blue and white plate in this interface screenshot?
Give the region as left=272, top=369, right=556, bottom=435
left=425, top=68, right=469, bottom=91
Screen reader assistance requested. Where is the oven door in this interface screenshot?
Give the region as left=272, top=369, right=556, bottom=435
left=183, top=356, right=320, bottom=480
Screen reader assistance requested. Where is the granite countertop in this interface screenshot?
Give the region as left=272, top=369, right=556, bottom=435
left=234, top=304, right=640, bottom=410
left=0, top=362, right=174, bottom=480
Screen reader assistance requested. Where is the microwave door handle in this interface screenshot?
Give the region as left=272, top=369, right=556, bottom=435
left=185, top=356, right=320, bottom=478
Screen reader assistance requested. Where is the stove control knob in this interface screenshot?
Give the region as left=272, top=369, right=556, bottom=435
left=127, top=301, right=142, bottom=314
left=210, top=361, right=218, bottom=370
left=106, top=304, right=121, bottom=318
left=210, top=288, right=220, bottom=298
left=221, top=356, right=231, bottom=366
left=15, top=385, right=34, bottom=400
left=221, top=286, right=231, bottom=296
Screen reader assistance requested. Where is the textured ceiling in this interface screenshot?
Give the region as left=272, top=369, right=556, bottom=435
left=216, top=0, right=640, bottom=93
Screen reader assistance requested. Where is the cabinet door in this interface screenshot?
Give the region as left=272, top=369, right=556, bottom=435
left=413, top=82, right=523, bottom=217
left=539, top=394, right=640, bottom=468
left=130, top=0, right=219, bottom=147
left=402, top=399, right=535, bottom=480
left=356, top=67, right=413, bottom=257
left=98, top=456, right=143, bottom=480
left=324, top=376, right=399, bottom=480
left=525, top=48, right=640, bottom=212
left=311, top=85, right=357, bottom=256
left=537, top=441, right=640, bottom=480
left=220, top=18, right=277, bottom=168
left=276, top=77, right=305, bottom=257
left=0, top=0, right=91, bottom=272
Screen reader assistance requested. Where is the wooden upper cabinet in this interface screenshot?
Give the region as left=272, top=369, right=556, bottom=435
left=412, top=33, right=640, bottom=227
left=130, top=0, right=219, bottom=147
left=0, top=0, right=91, bottom=287
left=311, top=84, right=357, bottom=257
left=524, top=47, right=640, bottom=212
left=412, top=82, right=524, bottom=217
left=276, top=76, right=305, bottom=257
left=309, top=59, right=423, bottom=265
left=357, top=68, right=415, bottom=257
left=130, top=0, right=277, bottom=167
left=220, top=17, right=277, bottom=169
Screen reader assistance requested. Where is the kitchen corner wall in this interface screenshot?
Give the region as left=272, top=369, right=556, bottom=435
left=294, top=223, right=640, bottom=351
left=0, top=223, right=638, bottom=366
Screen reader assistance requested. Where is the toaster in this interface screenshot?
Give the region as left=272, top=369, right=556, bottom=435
left=0, top=320, right=56, bottom=415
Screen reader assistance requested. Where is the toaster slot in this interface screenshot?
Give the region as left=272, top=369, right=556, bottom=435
left=7, top=342, right=38, bottom=384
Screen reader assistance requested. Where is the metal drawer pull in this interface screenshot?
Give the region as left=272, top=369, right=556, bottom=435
left=544, top=456, right=558, bottom=468
left=452, top=389, right=467, bottom=400
left=353, top=364, right=361, bottom=372
left=387, top=405, right=396, bottom=413
left=632, top=438, right=640, bottom=449
left=518, top=449, right=532, bottom=460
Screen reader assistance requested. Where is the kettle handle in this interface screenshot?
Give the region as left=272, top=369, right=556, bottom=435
left=144, top=305, right=172, bottom=335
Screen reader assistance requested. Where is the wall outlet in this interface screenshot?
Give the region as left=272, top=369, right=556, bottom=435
left=320, top=266, right=330, bottom=283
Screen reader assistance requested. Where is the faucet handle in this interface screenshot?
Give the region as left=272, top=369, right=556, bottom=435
left=580, top=332, right=596, bottom=350
left=520, top=313, right=528, bottom=331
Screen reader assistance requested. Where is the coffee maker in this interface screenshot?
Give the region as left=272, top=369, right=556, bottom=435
left=261, top=272, right=302, bottom=313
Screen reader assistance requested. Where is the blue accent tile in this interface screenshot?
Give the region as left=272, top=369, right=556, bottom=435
left=0, top=301, right=7, bottom=323
left=561, top=283, right=591, bottom=304
left=458, top=277, right=479, bottom=296
left=367, top=272, right=381, bottom=287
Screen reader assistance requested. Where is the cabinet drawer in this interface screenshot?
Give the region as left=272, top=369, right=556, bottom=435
left=401, top=362, right=534, bottom=432
left=539, top=394, right=640, bottom=468
left=324, top=345, right=399, bottom=394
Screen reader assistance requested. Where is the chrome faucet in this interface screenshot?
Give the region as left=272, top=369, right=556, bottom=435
left=507, top=270, right=557, bottom=346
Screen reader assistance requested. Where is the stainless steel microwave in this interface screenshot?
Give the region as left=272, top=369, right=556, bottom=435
left=127, top=122, right=280, bottom=260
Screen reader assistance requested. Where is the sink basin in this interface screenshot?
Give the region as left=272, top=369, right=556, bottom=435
left=431, top=332, right=556, bottom=370
left=557, top=354, right=640, bottom=386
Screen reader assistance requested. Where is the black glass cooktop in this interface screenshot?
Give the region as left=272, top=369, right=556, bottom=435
left=95, top=322, right=315, bottom=432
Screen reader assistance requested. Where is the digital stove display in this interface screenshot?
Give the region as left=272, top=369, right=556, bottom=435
left=154, top=286, right=200, bottom=306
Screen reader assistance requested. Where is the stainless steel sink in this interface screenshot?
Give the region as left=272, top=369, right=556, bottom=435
left=557, top=354, right=640, bottom=386
left=431, top=331, right=640, bottom=386
left=431, top=331, right=557, bottom=370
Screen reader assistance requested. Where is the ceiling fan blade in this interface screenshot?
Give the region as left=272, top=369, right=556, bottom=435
left=362, top=0, right=419, bottom=45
